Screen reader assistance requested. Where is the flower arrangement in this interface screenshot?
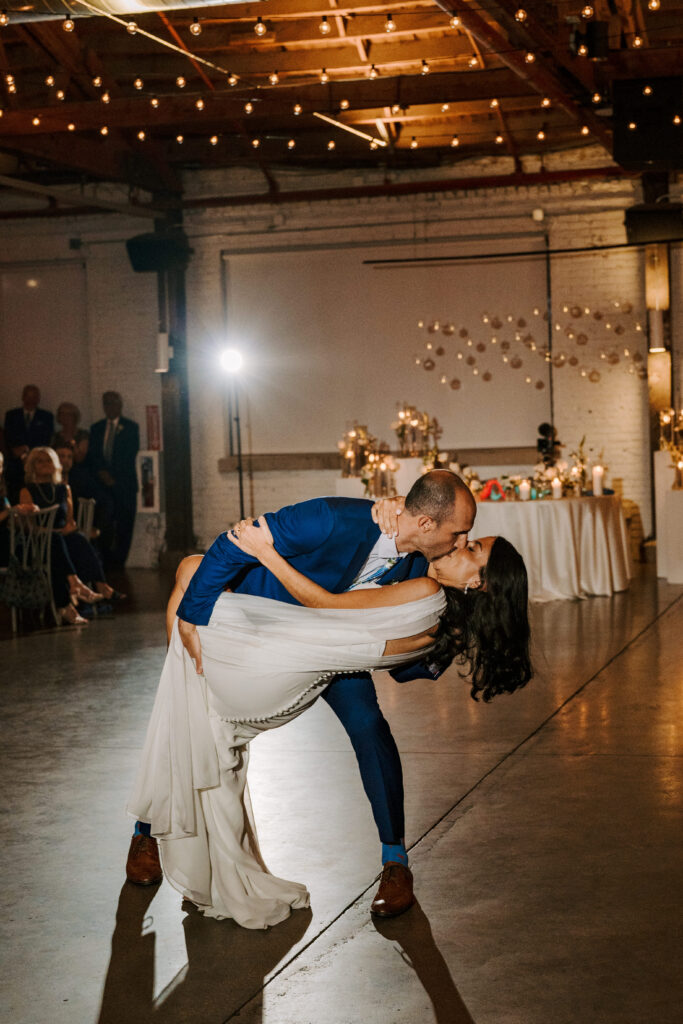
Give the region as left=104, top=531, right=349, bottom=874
left=337, top=422, right=376, bottom=477
left=361, top=452, right=398, bottom=497
left=392, top=403, right=442, bottom=458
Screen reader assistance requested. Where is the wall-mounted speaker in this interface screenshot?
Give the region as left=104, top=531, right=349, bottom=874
left=125, top=231, right=191, bottom=273
left=613, top=77, right=683, bottom=170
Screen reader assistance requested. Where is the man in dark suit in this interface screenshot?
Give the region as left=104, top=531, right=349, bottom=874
left=89, top=391, right=139, bottom=566
left=127, top=472, right=476, bottom=919
left=3, top=384, right=54, bottom=501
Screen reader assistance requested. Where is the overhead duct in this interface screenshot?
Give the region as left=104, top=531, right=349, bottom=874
left=0, top=0, right=259, bottom=23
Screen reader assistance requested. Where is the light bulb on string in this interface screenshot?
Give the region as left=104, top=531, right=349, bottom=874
left=541, top=96, right=551, bottom=108
left=421, top=60, right=429, bottom=75
left=46, top=75, right=55, bottom=87
left=628, top=120, right=637, bottom=130
left=287, top=138, right=295, bottom=149
left=210, top=134, right=218, bottom=145
left=0, top=12, right=8, bottom=27
left=101, top=91, right=110, bottom=103
left=251, top=137, right=260, bottom=148
left=176, top=134, right=184, bottom=144
left=581, top=5, right=594, bottom=17
left=410, top=136, right=418, bottom=148
left=674, top=115, right=681, bottom=125
left=370, top=139, right=379, bottom=149
left=244, top=100, right=253, bottom=114
left=643, top=85, right=653, bottom=95
left=320, top=68, right=329, bottom=83
left=176, top=76, right=186, bottom=88
left=67, top=122, right=75, bottom=131
left=581, top=124, right=589, bottom=135
left=450, top=134, right=459, bottom=147
left=578, top=43, right=588, bottom=56
left=648, top=0, right=660, bottom=8
left=195, top=98, right=204, bottom=110
left=32, top=116, right=40, bottom=126
left=385, top=13, right=396, bottom=32
left=340, top=98, right=350, bottom=110
left=190, top=17, right=201, bottom=37
left=391, top=103, right=400, bottom=115
left=228, top=72, right=238, bottom=87
left=269, top=71, right=279, bottom=85
left=126, top=21, right=137, bottom=35
left=56, top=89, right=65, bottom=100
left=490, top=98, right=499, bottom=108
left=100, top=125, right=108, bottom=135
left=369, top=64, right=379, bottom=79
left=137, top=130, right=146, bottom=141
left=319, top=15, right=331, bottom=35
left=515, top=9, right=527, bottom=22
left=92, top=76, right=102, bottom=88
left=7, top=83, right=15, bottom=93
left=63, top=16, right=74, bottom=32
left=495, top=133, right=504, bottom=144
left=134, top=77, right=144, bottom=90
left=254, top=16, right=266, bottom=37
left=327, top=139, right=335, bottom=150
left=525, top=51, right=536, bottom=64
left=441, top=103, right=450, bottom=112
left=633, top=35, right=643, bottom=47
left=150, top=96, right=159, bottom=108
left=293, top=101, right=302, bottom=115
left=449, top=15, right=460, bottom=28
left=468, top=55, right=479, bottom=68
left=537, top=129, right=546, bottom=140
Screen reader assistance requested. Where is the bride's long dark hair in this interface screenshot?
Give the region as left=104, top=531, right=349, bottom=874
left=429, top=536, right=532, bottom=702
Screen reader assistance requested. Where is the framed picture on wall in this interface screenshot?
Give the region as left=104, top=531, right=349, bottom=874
left=136, top=450, right=160, bottom=513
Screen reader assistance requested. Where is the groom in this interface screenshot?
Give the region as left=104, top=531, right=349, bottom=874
left=127, top=470, right=476, bottom=917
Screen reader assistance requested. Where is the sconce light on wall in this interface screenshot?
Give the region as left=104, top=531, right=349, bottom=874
left=155, top=331, right=174, bottom=372
left=645, top=243, right=670, bottom=352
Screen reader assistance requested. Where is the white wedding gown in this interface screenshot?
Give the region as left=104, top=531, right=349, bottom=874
left=127, top=589, right=446, bottom=929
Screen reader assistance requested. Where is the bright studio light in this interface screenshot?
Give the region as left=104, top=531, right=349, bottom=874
left=220, top=348, right=244, bottom=374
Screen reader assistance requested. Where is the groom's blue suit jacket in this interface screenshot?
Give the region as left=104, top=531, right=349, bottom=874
left=177, top=496, right=440, bottom=682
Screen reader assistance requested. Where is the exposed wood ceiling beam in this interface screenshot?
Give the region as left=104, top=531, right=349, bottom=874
left=0, top=172, right=161, bottom=218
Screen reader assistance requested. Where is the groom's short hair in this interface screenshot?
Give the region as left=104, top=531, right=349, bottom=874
left=404, top=470, right=470, bottom=524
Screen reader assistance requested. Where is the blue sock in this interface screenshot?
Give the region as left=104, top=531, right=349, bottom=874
left=134, top=820, right=151, bottom=837
left=382, top=842, right=408, bottom=866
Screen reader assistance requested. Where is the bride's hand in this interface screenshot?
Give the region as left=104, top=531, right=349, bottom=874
left=228, top=515, right=275, bottom=559
left=371, top=496, right=405, bottom=539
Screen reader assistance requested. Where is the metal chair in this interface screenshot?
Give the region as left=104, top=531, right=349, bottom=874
left=3, top=505, right=60, bottom=633
left=76, top=497, right=96, bottom=539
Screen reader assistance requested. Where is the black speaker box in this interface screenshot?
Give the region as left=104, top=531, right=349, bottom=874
left=625, top=204, right=683, bottom=244
left=613, top=77, right=683, bottom=171
left=126, top=232, right=191, bottom=273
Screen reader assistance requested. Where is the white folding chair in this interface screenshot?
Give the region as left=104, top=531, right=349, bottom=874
left=4, top=505, right=60, bottom=633
left=76, top=497, right=96, bottom=539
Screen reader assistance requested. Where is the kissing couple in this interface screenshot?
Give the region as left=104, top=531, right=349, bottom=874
left=126, top=470, right=532, bottom=929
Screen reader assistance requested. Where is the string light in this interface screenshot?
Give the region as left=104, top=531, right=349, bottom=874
left=628, top=121, right=637, bottom=130
left=176, top=134, right=184, bottom=144
left=369, top=64, right=379, bottom=79
left=5, top=73, right=13, bottom=83
left=176, top=76, right=186, bottom=88
left=633, top=35, right=643, bottom=47
left=495, top=133, right=504, bottom=144
left=126, top=21, right=137, bottom=35
left=45, top=75, right=55, bottom=87
left=137, top=130, right=146, bottom=140
left=410, top=136, right=418, bottom=148
left=100, top=125, right=109, bottom=135
left=340, top=98, right=350, bottom=110
left=391, top=103, right=400, bottom=115
left=327, top=139, right=335, bottom=150
left=370, top=139, right=379, bottom=149
left=195, top=98, right=204, bottom=110
left=674, top=115, right=681, bottom=125
left=592, top=91, right=601, bottom=103
left=319, top=15, right=331, bottom=35
left=134, top=77, right=144, bottom=90
left=190, top=17, right=201, bottom=37
left=228, top=73, right=238, bottom=87
left=269, top=71, right=279, bottom=85
left=67, top=122, right=75, bottom=131
left=537, top=129, right=546, bottom=140
left=643, top=85, right=653, bottom=95
left=581, top=125, right=590, bottom=135
left=252, top=137, right=260, bottom=148
left=254, top=16, right=266, bottom=36
left=581, top=4, right=594, bottom=17
left=320, top=68, right=329, bottom=83
left=525, top=52, right=536, bottom=64
left=0, top=12, right=8, bottom=27
left=101, top=91, right=110, bottom=103
left=648, top=0, right=660, bottom=8
left=210, top=134, right=218, bottom=145
left=293, top=101, right=302, bottom=115
left=244, top=100, right=253, bottom=113
left=450, top=134, right=459, bottom=147
left=7, top=82, right=15, bottom=93
left=468, top=55, right=479, bottom=68
left=490, top=98, right=499, bottom=108
left=150, top=96, right=160, bottom=108
left=56, top=89, right=65, bottom=100
left=449, top=15, right=461, bottom=28
left=32, top=116, right=40, bottom=126
left=421, top=60, right=429, bottom=75
left=515, top=9, right=527, bottom=22
left=578, top=43, right=588, bottom=56
left=63, top=16, right=75, bottom=32
left=541, top=96, right=551, bottom=108
left=93, top=76, right=102, bottom=88
left=441, top=103, right=450, bottom=112
left=385, top=13, right=396, bottom=32
left=287, top=138, right=296, bottom=149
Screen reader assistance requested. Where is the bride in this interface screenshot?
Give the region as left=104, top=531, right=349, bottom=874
left=127, top=516, right=531, bottom=930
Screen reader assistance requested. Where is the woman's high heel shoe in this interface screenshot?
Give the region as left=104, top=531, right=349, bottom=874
left=59, top=605, right=88, bottom=626
left=69, top=580, right=104, bottom=604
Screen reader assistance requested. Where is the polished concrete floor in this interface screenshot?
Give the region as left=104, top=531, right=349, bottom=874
left=1, top=565, right=682, bottom=1024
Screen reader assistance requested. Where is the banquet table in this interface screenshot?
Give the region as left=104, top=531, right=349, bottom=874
left=470, top=495, right=631, bottom=602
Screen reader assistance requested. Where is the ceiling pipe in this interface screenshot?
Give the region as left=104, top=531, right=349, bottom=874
left=181, top=165, right=634, bottom=211
left=0, top=0, right=252, bottom=23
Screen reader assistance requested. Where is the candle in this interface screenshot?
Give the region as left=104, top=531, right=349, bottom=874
left=552, top=477, right=562, bottom=500
left=519, top=479, right=531, bottom=501
left=592, top=464, right=604, bottom=496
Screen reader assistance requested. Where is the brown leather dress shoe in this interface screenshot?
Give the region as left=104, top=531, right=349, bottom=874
left=126, top=834, right=163, bottom=886
left=370, top=861, right=415, bottom=918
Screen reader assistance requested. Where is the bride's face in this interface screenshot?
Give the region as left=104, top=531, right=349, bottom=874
left=427, top=536, right=495, bottom=590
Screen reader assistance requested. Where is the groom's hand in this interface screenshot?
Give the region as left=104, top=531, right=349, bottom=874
left=178, top=618, right=203, bottom=675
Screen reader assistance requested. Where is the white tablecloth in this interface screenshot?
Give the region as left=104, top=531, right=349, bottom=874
left=470, top=495, right=632, bottom=602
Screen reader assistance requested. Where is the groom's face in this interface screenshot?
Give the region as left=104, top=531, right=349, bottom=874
left=414, top=501, right=476, bottom=561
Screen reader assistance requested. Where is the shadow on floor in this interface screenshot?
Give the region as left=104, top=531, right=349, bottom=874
left=97, top=883, right=313, bottom=1024
left=373, top=902, right=476, bottom=1024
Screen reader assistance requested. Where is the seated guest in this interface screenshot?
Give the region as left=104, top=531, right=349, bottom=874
left=64, top=431, right=115, bottom=536
left=20, top=447, right=108, bottom=625
left=52, top=401, right=89, bottom=451
left=0, top=451, right=37, bottom=568
left=3, top=385, right=54, bottom=502
left=54, top=444, right=123, bottom=604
